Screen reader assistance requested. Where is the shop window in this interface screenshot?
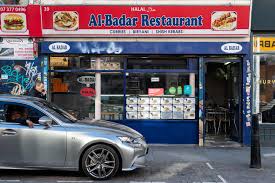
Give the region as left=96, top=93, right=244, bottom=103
left=126, top=72, right=196, bottom=120
left=49, top=56, right=124, bottom=71
left=49, top=56, right=124, bottom=120
left=49, top=56, right=197, bottom=121
left=127, top=57, right=188, bottom=70
left=50, top=72, right=96, bottom=119
left=101, top=73, right=124, bottom=120
left=256, top=55, right=275, bottom=123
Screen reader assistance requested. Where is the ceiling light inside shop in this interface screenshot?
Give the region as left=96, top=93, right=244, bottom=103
left=224, top=62, right=231, bottom=65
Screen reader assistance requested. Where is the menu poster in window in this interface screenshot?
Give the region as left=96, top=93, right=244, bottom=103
left=138, top=97, right=149, bottom=104
left=161, top=105, right=173, bottom=112
left=138, top=104, right=150, bottom=112
left=173, top=112, right=184, bottom=119
left=126, top=96, right=195, bottom=120
left=150, top=112, right=161, bottom=119
left=161, top=112, right=173, bottom=119
left=138, top=112, right=149, bottom=119
left=150, top=105, right=161, bottom=112
left=184, top=104, right=196, bottom=119
left=173, top=105, right=184, bottom=112
left=184, top=112, right=196, bottom=119
left=126, top=104, right=137, bottom=112
left=173, top=98, right=183, bottom=104
left=184, top=98, right=196, bottom=105
left=126, top=97, right=138, bottom=104
left=161, top=98, right=173, bottom=105
left=150, top=97, right=161, bottom=104
left=126, top=112, right=137, bottom=119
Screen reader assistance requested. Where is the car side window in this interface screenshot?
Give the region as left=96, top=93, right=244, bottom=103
left=2, top=102, right=57, bottom=125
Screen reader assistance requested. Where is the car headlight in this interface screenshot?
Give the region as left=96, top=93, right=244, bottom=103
left=118, top=136, right=143, bottom=148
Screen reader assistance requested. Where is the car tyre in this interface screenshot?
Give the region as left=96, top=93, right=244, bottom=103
left=81, top=144, right=120, bottom=180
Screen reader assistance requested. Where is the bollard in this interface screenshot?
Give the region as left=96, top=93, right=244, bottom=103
left=250, top=113, right=262, bottom=169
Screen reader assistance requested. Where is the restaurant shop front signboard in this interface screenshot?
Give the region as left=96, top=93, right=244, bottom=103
left=41, top=5, right=250, bottom=37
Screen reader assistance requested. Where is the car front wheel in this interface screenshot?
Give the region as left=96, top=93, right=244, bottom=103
left=81, top=144, right=120, bottom=180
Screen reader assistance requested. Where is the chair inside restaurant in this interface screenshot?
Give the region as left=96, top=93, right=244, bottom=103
left=205, top=61, right=242, bottom=146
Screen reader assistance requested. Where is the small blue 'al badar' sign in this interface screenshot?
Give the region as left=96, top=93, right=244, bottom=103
left=184, top=85, right=192, bottom=95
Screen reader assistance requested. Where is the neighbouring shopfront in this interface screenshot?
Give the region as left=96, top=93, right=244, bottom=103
left=0, top=3, right=41, bottom=95
left=0, top=38, right=40, bottom=95
left=253, top=37, right=275, bottom=146
left=252, top=0, right=275, bottom=146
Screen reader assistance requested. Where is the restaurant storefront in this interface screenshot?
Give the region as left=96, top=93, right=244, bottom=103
left=0, top=0, right=253, bottom=145
left=39, top=1, right=252, bottom=145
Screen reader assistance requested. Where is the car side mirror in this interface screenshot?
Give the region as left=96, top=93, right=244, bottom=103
left=39, top=116, right=53, bottom=127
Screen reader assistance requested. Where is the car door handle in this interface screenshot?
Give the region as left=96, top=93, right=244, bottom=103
left=2, top=129, right=17, bottom=136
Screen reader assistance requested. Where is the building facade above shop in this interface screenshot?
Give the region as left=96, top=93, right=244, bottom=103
left=252, top=0, right=275, bottom=32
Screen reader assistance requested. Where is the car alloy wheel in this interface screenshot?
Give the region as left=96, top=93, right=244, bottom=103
left=82, top=144, right=120, bottom=180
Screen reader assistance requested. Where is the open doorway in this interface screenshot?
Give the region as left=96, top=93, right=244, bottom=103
left=204, top=60, right=242, bottom=146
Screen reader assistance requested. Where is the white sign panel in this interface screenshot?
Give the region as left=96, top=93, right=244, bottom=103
left=221, top=43, right=243, bottom=53
left=49, top=42, right=70, bottom=53
left=77, top=76, right=96, bottom=85
left=0, top=38, right=34, bottom=60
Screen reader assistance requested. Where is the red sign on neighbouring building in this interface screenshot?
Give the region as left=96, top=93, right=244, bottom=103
left=80, top=87, right=96, bottom=97
left=41, top=5, right=250, bottom=37
left=0, top=5, right=42, bottom=37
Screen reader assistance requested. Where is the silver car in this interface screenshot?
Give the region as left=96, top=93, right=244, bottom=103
left=0, top=95, right=148, bottom=180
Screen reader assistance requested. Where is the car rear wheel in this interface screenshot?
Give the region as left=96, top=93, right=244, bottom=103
left=81, top=144, right=120, bottom=180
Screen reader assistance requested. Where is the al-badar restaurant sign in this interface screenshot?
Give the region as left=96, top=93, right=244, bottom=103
left=41, top=5, right=250, bottom=37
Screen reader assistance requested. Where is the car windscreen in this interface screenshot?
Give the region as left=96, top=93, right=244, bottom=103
left=34, top=100, right=77, bottom=123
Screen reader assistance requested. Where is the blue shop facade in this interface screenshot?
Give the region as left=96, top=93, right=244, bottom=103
left=37, top=41, right=252, bottom=145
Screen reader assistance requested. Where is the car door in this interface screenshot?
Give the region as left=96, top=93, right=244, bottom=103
left=0, top=102, right=23, bottom=166
left=20, top=123, right=67, bottom=168
left=0, top=101, right=67, bottom=168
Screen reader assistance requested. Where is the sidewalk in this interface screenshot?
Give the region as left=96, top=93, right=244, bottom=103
left=114, top=145, right=275, bottom=183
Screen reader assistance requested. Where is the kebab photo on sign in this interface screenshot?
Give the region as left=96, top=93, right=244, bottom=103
left=211, top=11, right=237, bottom=31
left=53, top=11, right=79, bottom=31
